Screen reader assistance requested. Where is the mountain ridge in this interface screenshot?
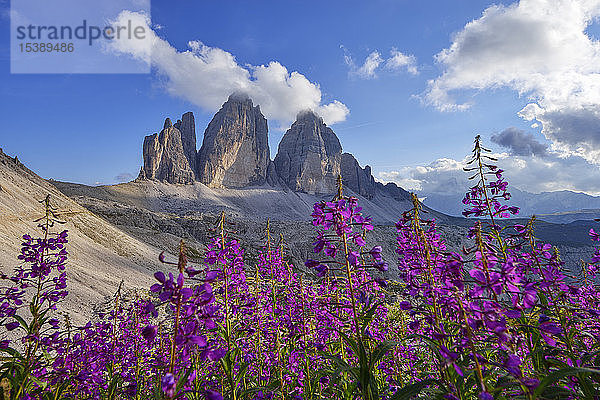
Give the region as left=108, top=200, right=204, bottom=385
left=422, top=187, right=600, bottom=223
left=138, top=93, right=409, bottom=200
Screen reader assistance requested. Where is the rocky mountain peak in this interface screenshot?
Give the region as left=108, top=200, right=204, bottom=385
left=174, top=112, right=196, bottom=174
left=196, top=94, right=270, bottom=188
left=273, top=111, right=342, bottom=194
left=137, top=94, right=398, bottom=199
left=139, top=114, right=195, bottom=184
left=227, top=91, right=252, bottom=103
left=296, top=110, right=322, bottom=122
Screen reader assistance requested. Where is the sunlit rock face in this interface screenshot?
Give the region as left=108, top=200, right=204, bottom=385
left=274, top=111, right=342, bottom=195
left=340, top=152, right=376, bottom=199
left=140, top=117, right=195, bottom=184
left=196, top=93, right=271, bottom=188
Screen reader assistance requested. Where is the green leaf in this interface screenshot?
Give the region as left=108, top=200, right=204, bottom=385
left=534, top=367, right=600, bottom=397
left=320, top=354, right=351, bottom=374
left=175, top=363, right=196, bottom=394
left=0, top=346, right=24, bottom=360
left=537, top=386, right=577, bottom=399
left=369, top=340, right=397, bottom=368
left=11, top=314, right=28, bottom=330
left=337, top=330, right=361, bottom=360
left=389, top=379, right=440, bottom=400
left=29, top=374, right=47, bottom=390
left=233, top=362, right=250, bottom=387
left=360, top=301, right=383, bottom=331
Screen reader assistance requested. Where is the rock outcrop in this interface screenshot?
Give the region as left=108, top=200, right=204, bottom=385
left=273, top=111, right=342, bottom=194
left=137, top=93, right=405, bottom=199
left=378, top=182, right=411, bottom=202
left=173, top=112, right=197, bottom=174
left=340, top=152, right=376, bottom=199
left=140, top=118, right=195, bottom=184
left=266, top=161, right=281, bottom=187
left=197, top=94, right=270, bottom=188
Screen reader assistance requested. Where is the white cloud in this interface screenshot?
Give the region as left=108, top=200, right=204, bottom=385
left=378, top=151, right=600, bottom=196
left=315, top=100, right=351, bottom=127
left=425, top=0, right=600, bottom=163
left=386, top=49, right=418, bottom=75
left=108, top=11, right=349, bottom=125
left=354, top=51, right=384, bottom=79
left=378, top=170, right=423, bottom=192
left=106, top=10, right=154, bottom=64
left=378, top=157, right=469, bottom=194
left=343, top=47, right=418, bottom=79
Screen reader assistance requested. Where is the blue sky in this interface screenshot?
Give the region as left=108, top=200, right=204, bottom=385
left=2, top=0, right=600, bottom=195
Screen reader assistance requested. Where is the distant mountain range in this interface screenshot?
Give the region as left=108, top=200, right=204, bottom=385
left=422, top=187, right=600, bottom=223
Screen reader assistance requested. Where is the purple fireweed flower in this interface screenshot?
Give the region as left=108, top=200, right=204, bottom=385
left=151, top=272, right=193, bottom=303
left=6, top=164, right=600, bottom=399
left=479, top=391, right=493, bottom=400
left=374, top=261, right=388, bottom=272
left=348, top=251, right=360, bottom=266
left=445, top=394, right=461, bottom=400
left=353, top=234, right=366, bottom=247
left=503, top=354, right=522, bottom=378
left=539, top=321, right=561, bottom=335
left=324, top=244, right=337, bottom=257
left=161, top=373, right=177, bottom=397
left=368, top=245, right=383, bottom=260
left=522, top=378, right=540, bottom=391
left=141, top=325, right=157, bottom=341
left=439, top=345, right=458, bottom=362
left=124, top=381, right=137, bottom=397
left=314, top=264, right=328, bottom=277
left=374, top=277, right=387, bottom=288
left=204, top=390, right=224, bottom=400
left=141, top=300, right=158, bottom=318
left=5, top=321, right=19, bottom=331
left=175, top=320, right=208, bottom=348
left=207, top=347, right=226, bottom=361
left=313, top=238, right=326, bottom=253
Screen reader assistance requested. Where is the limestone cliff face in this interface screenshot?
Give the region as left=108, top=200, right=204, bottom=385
left=137, top=94, right=405, bottom=200
left=273, top=111, right=342, bottom=194
left=196, top=94, right=270, bottom=188
left=173, top=112, right=196, bottom=175
left=340, top=153, right=376, bottom=199
left=140, top=118, right=195, bottom=184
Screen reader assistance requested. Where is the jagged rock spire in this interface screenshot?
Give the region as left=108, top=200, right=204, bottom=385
left=196, top=94, right=270, bottom=188
left=273, top=110, right=342, bottom=194
left=140, top=114, right=195, bottom=184
left=174, top=112, right=196, bottom=175
left=137, top=94, right=406, bottom=199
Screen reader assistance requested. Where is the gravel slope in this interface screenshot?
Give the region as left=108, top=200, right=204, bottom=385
left=0, top=150, right=164, bottom=323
